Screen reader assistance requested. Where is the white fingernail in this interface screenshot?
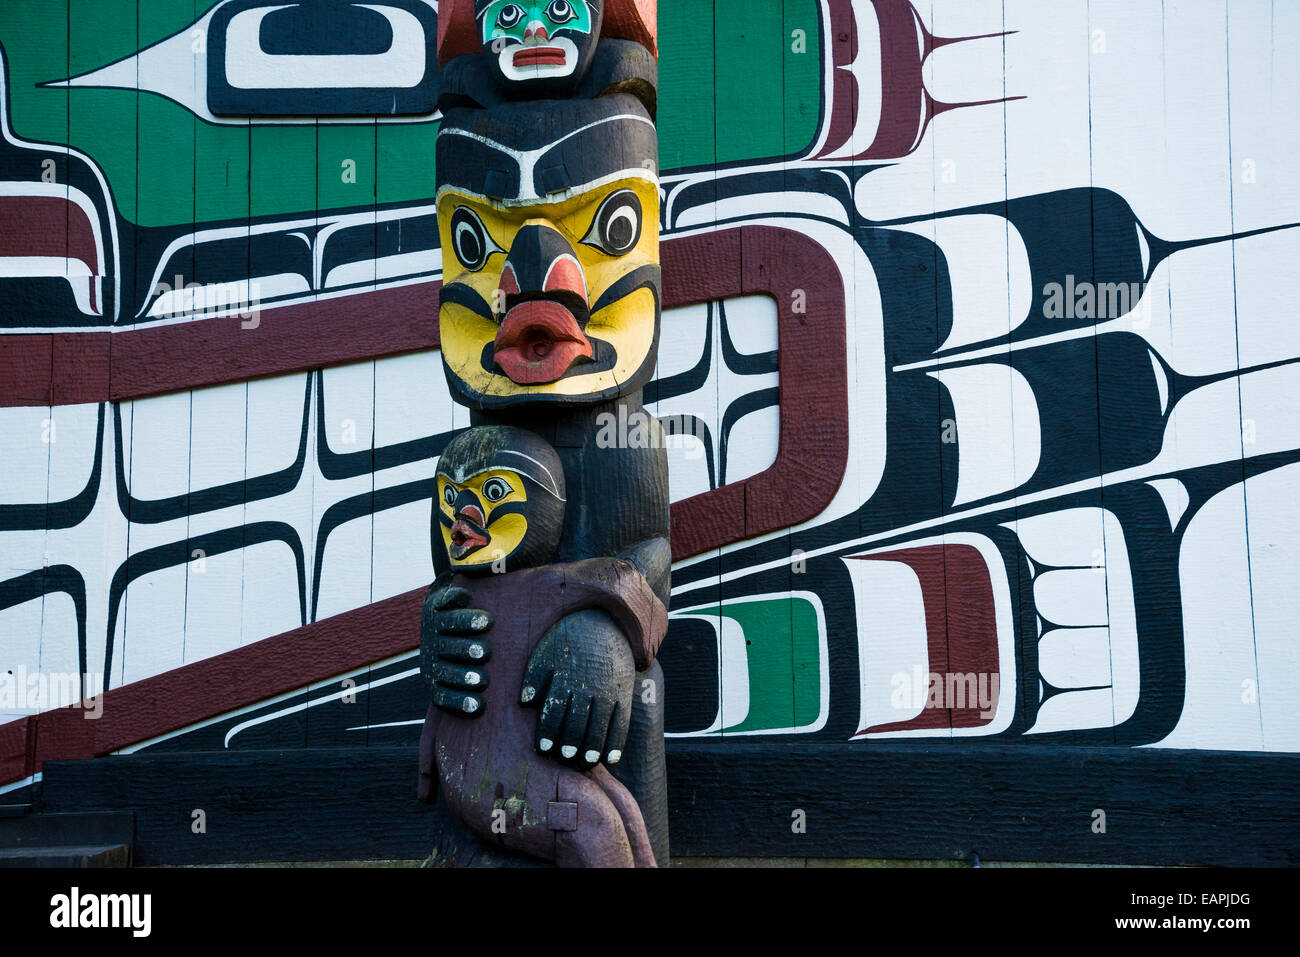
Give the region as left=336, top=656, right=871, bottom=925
left=585, top=750, right=600, bottom=764
left=561, top=745, right=577, bottom=758
left=472, top=615, right=489, bottom=630
left=607, top=750, right=622, bottom=765
left=468, top=643, right=484, bottom=659
left=520, top=686, right=535, bottom=703
left=462, top=697, right=478, bottom=713
left=539, top=738, right=553, bottom=751
left=465, top=672, right=480, bottom=686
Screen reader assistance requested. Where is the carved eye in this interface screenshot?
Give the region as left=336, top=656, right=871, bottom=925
left=582, top=190, right=642, bottom=256
left=450, top=207, right=500, bottom=272
left=442, top=483, right=457, bottom=506
left=481, top=477, right=513, bottom=502
left=545, top=0, right=577, bottom=24
left=496, top=4, right=525, bottom=30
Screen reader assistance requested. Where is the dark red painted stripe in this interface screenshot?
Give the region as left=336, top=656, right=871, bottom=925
left=851, top=543, right=1001, bottom=736
left=109, top=281, right=443, bottom=401
left=666, top=226, right=850, bottom=560
left=0, top=195, right=98, bottom=269
left=1, top=588, right=425, bottom=784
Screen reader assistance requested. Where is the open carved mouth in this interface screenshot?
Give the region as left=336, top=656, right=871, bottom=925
left=449, top=517, right=490, bottom=560
left=493, top=299, right=594, bottom=384
left=512, top=46, right=568, bottom=67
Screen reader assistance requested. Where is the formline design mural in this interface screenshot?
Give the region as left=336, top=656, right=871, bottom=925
left=1, top=0, right=1299, bottom=864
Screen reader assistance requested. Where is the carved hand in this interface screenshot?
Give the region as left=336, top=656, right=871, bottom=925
left=420, top=578, right=493, bottom=717
left=520, top=608, right=636, bottom=769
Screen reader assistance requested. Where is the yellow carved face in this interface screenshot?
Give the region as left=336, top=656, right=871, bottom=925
left=437, top=174, right=660, bottom=409
left=437, top=468, right=530, bottom=567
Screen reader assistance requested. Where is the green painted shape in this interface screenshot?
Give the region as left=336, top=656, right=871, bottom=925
left=194, top=120, right=249, bottom=228
left=0, top=0, right=822, bottom=225
left=656, top=0, right=714, bottom=174
left=319, top=123, right=376, bottom=213
left=251, top=125, right=316, bottom=217
left=784, top=0, right=822, bottom=158
left=692, top=596, right=821, bottom=734
left=714, top=0, right=788, bottom=166
left=376, top=122, right=438, bottom=207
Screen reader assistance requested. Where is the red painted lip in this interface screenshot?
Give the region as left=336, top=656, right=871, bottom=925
left=493, top=299, right=593, bottom=385
left=513, top=46, right=567, bottom=67
left=449, top=519, right=489, bottom=559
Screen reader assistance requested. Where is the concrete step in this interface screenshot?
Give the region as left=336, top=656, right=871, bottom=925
left=0, top=843, right=130, bottom=868
left=0, top=809, right=134, bottom=867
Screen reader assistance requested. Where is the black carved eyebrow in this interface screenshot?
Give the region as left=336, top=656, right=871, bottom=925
left=435, top=123, right=523, bottom=201
left=437, top=94, right=656, bottom=201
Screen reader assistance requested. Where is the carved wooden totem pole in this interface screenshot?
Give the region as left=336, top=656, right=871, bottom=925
left=417, top=0, right=668, bottom=867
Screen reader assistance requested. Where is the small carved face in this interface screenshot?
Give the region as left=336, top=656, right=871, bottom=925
left=476, top=0, right=603, bottom=93
left=438, top=468, right=529, bottom=565
left=434, top=426, right=566, bottom=572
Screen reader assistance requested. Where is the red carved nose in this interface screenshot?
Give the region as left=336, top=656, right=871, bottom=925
left=524, top=23, right=549, bottom=41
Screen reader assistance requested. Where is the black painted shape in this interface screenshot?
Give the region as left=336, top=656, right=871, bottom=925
left=658, top=414, right=715, bottom=490
left=860, top=185, right=1300, bottom=362
left=717, top=299, right=778, bottom=378
left=115, top=375, right=312, bottom=524
left=0, top=404, right=105, bottom=533
left=310, top=479, right=436, bottom=623
left=644, top=299, right=712, bottom=406
left=718, top=388, right=778, bottom=488
left=664, top=166, right=863, bottom=232
left=0, top=565, right=89, bottom=692
left=657, top=618, right=720, bottom=734
left=314, top=371, right=460, bottom=482
left=103, top=523, right=308, bottom=689
left=207, top=0, right=440, bottom=116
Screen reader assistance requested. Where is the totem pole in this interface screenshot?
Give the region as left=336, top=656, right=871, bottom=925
left=417, top=0, right=669, bottom=867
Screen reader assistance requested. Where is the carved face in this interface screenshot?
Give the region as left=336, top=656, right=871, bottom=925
left=476, top=0, right=603, bottom=94
left=435, top=426, right=566, bottom=573
left=436, top=96, right=660, bottom=409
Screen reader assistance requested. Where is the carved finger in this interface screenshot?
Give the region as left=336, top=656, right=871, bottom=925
left=558, top=691, right=594, bottom=763
left=535, top=687, right=570, bottom=755
left=429, top=586, right=476, bottom=611
left=582, top=695, right=615, bottom=767
left=434, top=636, right=492, bottom=665
left=429, top=660, right=489, bottom=692
left=435, top=607, right=493, bottom=636
left=605, top=700, right=631, bottom=765
left=431, top=682, right=483, bottom=717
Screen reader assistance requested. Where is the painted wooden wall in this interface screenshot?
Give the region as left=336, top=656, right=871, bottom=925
left=2, top=0, right=1299, bottom=806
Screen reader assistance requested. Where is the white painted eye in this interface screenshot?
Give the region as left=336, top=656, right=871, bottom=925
left=582, top=189, right=642, bottom=256
left=546, top=0, right=577, bottom=24
left=497, top=4, right=525, bottom=30
left=443, top=483, right=457, bottom=505
left=481, top=477, right=513, bottom=502
left=450, top=206, right=501, bottom=272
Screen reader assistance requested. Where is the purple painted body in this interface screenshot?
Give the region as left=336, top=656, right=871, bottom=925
left=418, top=561, right=666, bottom=867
